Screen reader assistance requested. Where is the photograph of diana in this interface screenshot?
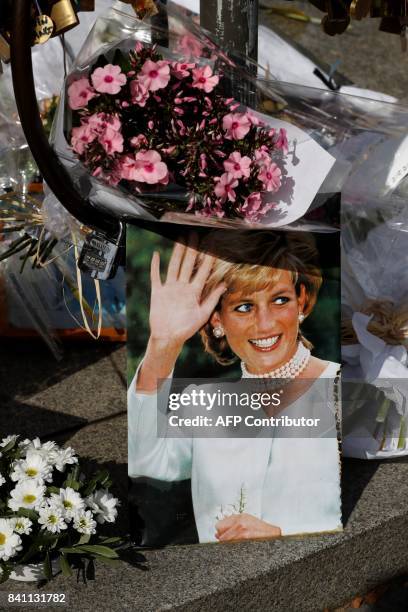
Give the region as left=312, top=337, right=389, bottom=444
left=127, top=226, right=342, bottom=545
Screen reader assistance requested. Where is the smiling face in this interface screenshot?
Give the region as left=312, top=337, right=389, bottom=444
left=210, top=270, right=306, bottom=375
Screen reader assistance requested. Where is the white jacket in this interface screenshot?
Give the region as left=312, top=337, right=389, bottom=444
left=128, top=362, right=342, bottom=543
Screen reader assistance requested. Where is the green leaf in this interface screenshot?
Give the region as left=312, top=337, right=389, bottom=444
left=59, top=555, right=72, bottom=578
left=43, top=552, right=52, bottom=581
left=0, top=438, right=18, bottom=453
left=60, top=545, right=119, bottom=559
left=46, top=486, right=61, bottom=495
left=34, top=533, right=59, bottom=547
left=86, top=558, right=95, bottom=581
left=77, top=545, right=119, bottom=559
left=58, top=547, right=87, bottom=555
left=77, top=534, right=91, bottom=545
left=0, top=562, right=11, bottom=584
left=17, top=508, right=38, bottom=521
left=93, top=556, right=120, bottom=568
left=99, top=537, right=122, bottom=545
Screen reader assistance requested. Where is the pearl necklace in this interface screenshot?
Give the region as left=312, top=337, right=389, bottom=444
left=241, top=342, right=311, bottom=379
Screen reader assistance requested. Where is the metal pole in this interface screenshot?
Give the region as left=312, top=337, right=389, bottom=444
left=200, top=0, right=258, bottom=65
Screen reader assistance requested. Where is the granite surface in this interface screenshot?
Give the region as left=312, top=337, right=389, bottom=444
left=0, top=341, right=126, bottom=439
left=1, top=340, right=407, bottom=611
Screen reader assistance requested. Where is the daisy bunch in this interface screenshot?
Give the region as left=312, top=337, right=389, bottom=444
left=0, top=436, right=122, bottom=584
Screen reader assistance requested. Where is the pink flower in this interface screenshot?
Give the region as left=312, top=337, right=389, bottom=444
left=214, top=172, right=239, bottom=203
left=119, top=155, right=138, bottom=181
left=87, top=113, right=121, bottom=133
left=98, top=127, right=124, bottom=156
left=172, top=61, right=195, bottom=79
left=274, top=128, right=289, bottom=153
left=254, top=148, right=270, bottom=167
left=71, top=124, right=96, bottom=155
left=67, top=78, right=96, bottom=110
left=139, top=60, right=170, bottom=92
left=223, top=152, right=252, bottom=179
left=91, top=64, right=127, bottom=94
left=191, top=65, right=219, bottom=93
left=196, top=200, right=225, bottom=218
left=222, top=112, right=252, bottom=140
left=258, top=162, right=282, bottom=192
left=130, top=79, right=150, bottom=107
left=246, top=111, right=265, bottom=127
left=130, top=134, right=148, bottom=148
left=133, top=150, right=169, bottom=184
left=241, top=192, right=274, bottom=223
left=178, top=34, right=204, bottom=59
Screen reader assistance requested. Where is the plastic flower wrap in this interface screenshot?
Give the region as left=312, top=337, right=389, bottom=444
left=0, top=435, right=123, bottom=583
left=53, top=1, right=342, bottom=230
left=0, top=20, right=126, bottom=349
left=66, top=41, right=292, bottom=223
left=51, top=1, right=408, bottom=233
left=341, top=200, right=408, bottom=459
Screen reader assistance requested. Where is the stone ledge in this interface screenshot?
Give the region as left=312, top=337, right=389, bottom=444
left=1, top=424, right=407, bottom=612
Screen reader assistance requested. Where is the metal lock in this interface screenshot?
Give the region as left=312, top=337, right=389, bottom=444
left=78, top=223, right=125, bottom=281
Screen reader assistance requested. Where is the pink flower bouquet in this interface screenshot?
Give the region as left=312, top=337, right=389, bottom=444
left=54, top=3, right=338, bottom=231
left=65, top=40, right=292, bottom=224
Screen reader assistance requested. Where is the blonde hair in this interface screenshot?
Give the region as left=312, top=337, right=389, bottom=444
left=197, top=230, right=323, bottom=365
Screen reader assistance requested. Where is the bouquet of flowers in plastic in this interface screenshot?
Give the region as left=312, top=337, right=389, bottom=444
left=341, top=201, right=408, bottom=459
left=53, top=1, right=338, bottom=231
left=67, top=40, right=290, bottom=223
left=0, top=435, right=122, bottom=583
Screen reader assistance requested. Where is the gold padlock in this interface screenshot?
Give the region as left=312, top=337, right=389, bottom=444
left=49, top=0, right=79, bottom=35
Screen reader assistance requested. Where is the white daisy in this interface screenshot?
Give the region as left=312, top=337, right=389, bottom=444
left=11, top=451, right=53, bottom=485
left=0, top=435, right=18, bottom=448
left=73, top=510, right=97, bottom=535
left=0, top=518, right=22, bottom=561
left=86, top=489, right=119, bottom=524
left=19, top=438, right=57, bottom=463
left=8, top=481, right=46, bottom=511
left=51, top=447, right=78, bottom=472
left=50, top=487, right=85, bottom=521
left=38, top=505, right=67, bottom=534
left=10, top=517, right=32, bottom=536
left=0, top=474, right=6, bottom=487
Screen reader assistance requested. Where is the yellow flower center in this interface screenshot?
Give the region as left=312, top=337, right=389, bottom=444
left=63, top=500, right=73, bottom=509
left=49, top=515, right=57, bottom=524
left=0, top=533, right=5, bottom=545
left=23, top=494, right=36, bottom=504
left=26, top=468, right=38, bottom=477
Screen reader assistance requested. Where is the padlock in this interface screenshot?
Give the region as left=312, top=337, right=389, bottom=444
left=78, top=222, right=125, bottom=280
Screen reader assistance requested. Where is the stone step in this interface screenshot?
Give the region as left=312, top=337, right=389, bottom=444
left=2, top=344, right=407, bottom=610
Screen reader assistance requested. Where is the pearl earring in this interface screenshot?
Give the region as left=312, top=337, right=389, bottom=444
left=298, top=313, right=305, bottom=323
left=213, top=326, right=225, bottom=338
